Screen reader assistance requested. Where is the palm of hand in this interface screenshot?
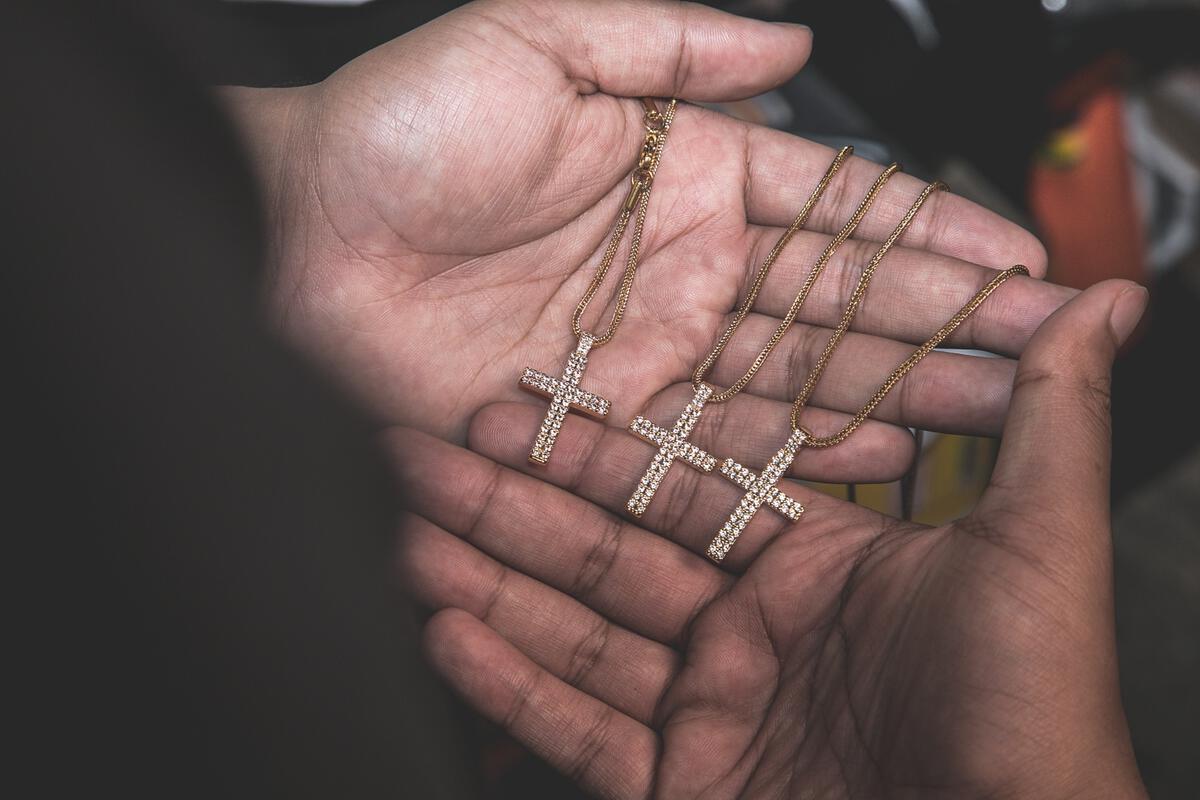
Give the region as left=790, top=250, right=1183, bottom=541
left=685, top=515, right=1079, bottom=798
left=392, top=357, right=1136, bottom=800
left=273, top=9, right=726, bottom=438
left=267, top=2, right=1055, bottom=488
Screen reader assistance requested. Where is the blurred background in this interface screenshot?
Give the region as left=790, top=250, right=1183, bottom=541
left=212, top=0, right=1200, bottom=796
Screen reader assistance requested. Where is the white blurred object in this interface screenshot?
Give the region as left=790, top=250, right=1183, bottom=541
left=1042, top=0, right=1200, bottom=16
left=1126, top=72, right=1200, bottom=274
left=886, top=0, right=941, bottom=49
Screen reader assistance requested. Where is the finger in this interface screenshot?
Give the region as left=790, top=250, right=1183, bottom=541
left=710, top=312, right=1018, bottom=436
left=486, top=0, right=813, bottom=101
left=738, top=120, right=1049, bottom=272
left=469, top=396, right=897, bottom=569
left=976, top=279, right=1148, bottom=568
left=385, top=427, right=729, bottom=646
left=425, top=608, right=657, bottom=800
left=734, top=225, right=1075, bottom=356
left=398, top=514, right=677, bottom=724
left=653, top=584, right=783, bottom=797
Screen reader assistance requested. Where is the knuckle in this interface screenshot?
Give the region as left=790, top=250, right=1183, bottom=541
left=1083, top=374, right=1113, bottom=413
left=1010, top=365, right=1057, bottom=396
left=562, top=422, right=608, bottom=495
left=896, top=360, right=923, bottom=424
left=1013, top=366, right=1113, bottom=420
left=566, top=706, right=617, bottom=785
left=788, top=323, right=827, bottom=396
left=501, top=668, right=542, bottom=730
left=479, top=566, right=511, bottom=625
left=922, top=190, right=955, bottom=253
left=812, top=165, right=854, bottom=232
left=570, top=514, right=623, bottom=599
left=464, top=462, right=506, bottom=544
left=671, top=5, right=694, bottom=95
left=830, top=238, right=871, bottom=321
left=651, top=465, right=703, bottom=542
left=564, top=615, right=611, bottom=687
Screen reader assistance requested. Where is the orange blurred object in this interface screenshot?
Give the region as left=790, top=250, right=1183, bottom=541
left=1029, top=89, right=1146, bottom=289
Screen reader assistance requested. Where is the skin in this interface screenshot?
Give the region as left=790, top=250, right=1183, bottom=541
left=389, top=278, right=1147, bottom=799
left=222, top=1, right=1148, bottom=796
left=223, top=0, right=1075, bottom=484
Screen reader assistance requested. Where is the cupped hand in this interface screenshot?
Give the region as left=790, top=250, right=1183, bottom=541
left=390, top=280, right=1148, bottom=798
left=225, top=0, right=1065, bottom=485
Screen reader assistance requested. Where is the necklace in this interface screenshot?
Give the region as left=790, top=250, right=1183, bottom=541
left=706, top=240, right=1030, bottom=561
left=626, top=147, right=905, bottom=517
left=519, top=98, right=678, bottom=465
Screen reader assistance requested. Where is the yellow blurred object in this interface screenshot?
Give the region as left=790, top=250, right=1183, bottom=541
left=910, top=434, right=999, bottom=525
left=1041, top=127, right=1088, bottom=169
left=806, top=432, right=998, bottom=525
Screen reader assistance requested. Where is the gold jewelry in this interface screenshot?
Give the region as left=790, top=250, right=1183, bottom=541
left=706, top=250, right=1031, bottom=562
left=704, top=180, right=946, bottom=559
left=519, top=98, right=678, bottom=465
left=627, top=148, right=905, bottom=517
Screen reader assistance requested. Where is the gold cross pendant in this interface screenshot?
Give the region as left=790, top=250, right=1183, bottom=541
left=518, top=333, right=611, bottom=465
left=706, top=428, right=807, bottom=562
left=626, top=384, right=717, bottom=516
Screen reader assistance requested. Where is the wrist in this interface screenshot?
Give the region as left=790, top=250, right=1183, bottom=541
left=217, top=84, right=316, bottom=283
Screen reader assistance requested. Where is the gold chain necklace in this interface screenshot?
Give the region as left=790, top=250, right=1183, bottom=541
left=626, top=147, right=908, bottom=517
left=697, top=174, right=948, bottom=560
left=518, top=98, right=678, bottom=464
left=706, top=257, right=1030, bottom=562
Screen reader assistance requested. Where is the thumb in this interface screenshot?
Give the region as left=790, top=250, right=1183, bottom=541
left=486, top=0, right=813, bottom=101
left=976, top=279, right=1147, bottom=565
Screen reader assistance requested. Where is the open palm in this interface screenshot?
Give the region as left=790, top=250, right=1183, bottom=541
left=392, top=280, right=1146, bottom=799
left=232, top=0, right=1067, bottom=485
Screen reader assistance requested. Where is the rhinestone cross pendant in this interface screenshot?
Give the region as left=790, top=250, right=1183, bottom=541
left=518, top=333, right=611, bottom=465
left=706, top=428, right=807, bottom=562
left=626, top=384, right=717, bottom=516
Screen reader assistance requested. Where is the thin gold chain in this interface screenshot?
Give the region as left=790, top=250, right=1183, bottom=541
left=571, top=98, right=679, bottom=347
left=793, top=180, right=945, bottom=412
left=694, top=159, right=902, bottom=403
left=797, top=264, right=1031, bottom=445
left=690, top=146, right=852, bottom=398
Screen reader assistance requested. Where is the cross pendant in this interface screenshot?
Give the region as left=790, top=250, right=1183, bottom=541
left=706, top=428, right=807, bottom=562
left=518, top=333, right=611, bottom=465
left=626, top=384, right=717, bottom=517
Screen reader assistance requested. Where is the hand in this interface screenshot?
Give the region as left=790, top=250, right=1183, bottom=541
left=390, top=280, right=1148, bottom=799
left=224, top=0, right=1065, bottom=485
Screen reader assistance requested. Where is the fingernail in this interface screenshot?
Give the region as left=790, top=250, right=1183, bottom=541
left=773, top=22, right=813, bottom=35
left=1109, top=286, right=1148, bottom=344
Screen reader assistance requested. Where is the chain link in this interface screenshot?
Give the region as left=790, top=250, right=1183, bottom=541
left=792, top=180, right=945, bottom=414
left=690, top=145, right=851, bottom=398
left=571, top=98, right=678, bottom=347
left=798, top=264, right=1031, bottom=444
left=695, top=157, right=901, bottom=403
left=569, top=103, right=1026, bottom=450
